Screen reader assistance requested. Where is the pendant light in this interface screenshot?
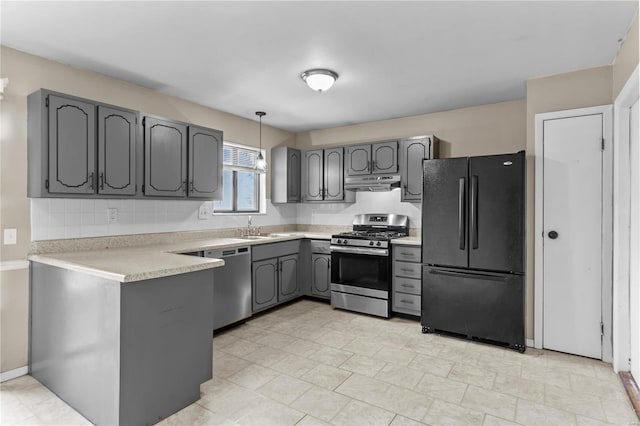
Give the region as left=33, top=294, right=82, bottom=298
left=255, top=111, right=266, bottom=173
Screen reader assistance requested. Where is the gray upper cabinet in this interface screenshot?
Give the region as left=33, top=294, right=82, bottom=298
left=98, top=106, right=136, bottom=196
left=399, top=135, right=439, bottom=202
left=302, top=147, right=354, bottom=203
left=271, top=146, right=301, bottom=203
left=188, top=125, right=223, bottom=199
left=144, top=117, right=188, bottom=198
left=346, top=141, right=398, bottom=177
left=324, top=148, right=345, bottom=201
left=303, top=149, right=324, bottom=201
left=48, top=95, right=97, bottom=194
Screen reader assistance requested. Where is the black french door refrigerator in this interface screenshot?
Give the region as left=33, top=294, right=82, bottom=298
left=421, top=151, right=525, bottom=351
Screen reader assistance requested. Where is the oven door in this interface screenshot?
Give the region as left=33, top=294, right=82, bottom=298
left=330, top=246, right=390, bottom=297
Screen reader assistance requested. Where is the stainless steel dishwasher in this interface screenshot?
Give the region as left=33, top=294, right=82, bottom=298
left=205, top=246, right=252, bottom=330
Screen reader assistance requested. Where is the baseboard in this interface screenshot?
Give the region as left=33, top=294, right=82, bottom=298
left=0, top=366, right=28, bottom=383
left=0, top=260, right=29, bottom=272
left=526, top=338, right=534, bottom=347
left=619, top=371, right=640, bottom=419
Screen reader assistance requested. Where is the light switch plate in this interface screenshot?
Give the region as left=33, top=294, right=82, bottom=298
left=107, top=208, right=119, bottom=223
left=198, top=204, right=209, bottom=220
left=3, top=228, right=17, bottom=245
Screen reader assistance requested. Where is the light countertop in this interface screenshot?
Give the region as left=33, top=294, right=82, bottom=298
left=390, top=237, right=421, bottom=246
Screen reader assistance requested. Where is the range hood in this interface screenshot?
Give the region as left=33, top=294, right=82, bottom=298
left=344, top=175, right=401, bottom=192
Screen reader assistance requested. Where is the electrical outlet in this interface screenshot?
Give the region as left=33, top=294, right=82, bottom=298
left=198, top=204, right=209, bottom=220
left=107, top=208, right=119, bottom=223
left=3, top=228, right=16, bottom=245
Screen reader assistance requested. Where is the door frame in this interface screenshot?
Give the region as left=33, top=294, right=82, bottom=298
left=534, top=105, right=613, bottom=361
left=613, top=65, right=639, bottom=372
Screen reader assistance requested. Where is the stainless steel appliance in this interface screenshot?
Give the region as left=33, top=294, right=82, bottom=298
left=204, top=246, right=252, bottom=330
left=344, top=175, right=401, bottom=192
left=421, top=151, right=525, bottom=352
left=330, top=214, right=409, bottom=318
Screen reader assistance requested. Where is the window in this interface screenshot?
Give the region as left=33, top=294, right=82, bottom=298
left=214, top=142, right=262, bottom=213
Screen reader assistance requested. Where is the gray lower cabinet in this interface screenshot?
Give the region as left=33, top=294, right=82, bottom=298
left=392, top=245, right=422, bottom=316
left=252, top=241, right=301, bottom=312
left=271, top=146, right=301, bottom=203
left=399, top=135, right=439, bottom=202
left=144, top=116, right=188, bottom=197
left=98, top=105, right=137, bottom=195
left=302, top=147, right=353, bottom=202
left=188, top=125, right=223, bottom=199
left=346, top=140, right=398, bottom=176
left=30, top=262, right=214, bottom=426
left=311, top=253, right=331, bottom=298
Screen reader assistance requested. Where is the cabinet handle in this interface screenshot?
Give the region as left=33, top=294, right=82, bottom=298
left=400, top=300, right=414, bottom=305
left=328, top=259, right=331, bottom=269
left=400, top=268, right=414, bottom=273
left=367, top=160, right=371, bottom=173
left=182, top=180, right=187, bottom=193
left=189, top=181, right=194, bottom=192
left=372, top=160, right=376, bottom=171
left=400, top=284, right=413, bottom=288
left=89, top=172, right=95, bottom=189
left=99, top=173, right=104, bottom=190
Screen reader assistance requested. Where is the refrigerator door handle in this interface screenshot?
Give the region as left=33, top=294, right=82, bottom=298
left=470, top=175, right=479, bottom=249
left=458, top=177, right=466, bottom=250
left=429, top=267, right=507, bottom=282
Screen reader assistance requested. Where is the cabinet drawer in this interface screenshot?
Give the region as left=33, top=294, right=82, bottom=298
left=252, top=240, right=301, bottom=261
left=309, top=240, right=330, bottom=254
left=393, top=277, right=421, bottom=295
left=392, top=292, right=421, bottom=315
left=394, top=261, right=421, bottom=279
left=393, top=246, right=421, bottom=263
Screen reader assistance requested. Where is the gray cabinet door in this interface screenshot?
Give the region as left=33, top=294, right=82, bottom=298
left=48, top=95, right=96, bottom=194
left=188, top=125, right=222, bottom=199
left=400, top=137, right=432, bottom=202
left=311, top=253, right=330, bottom=298
left=252, top=258, right=278, bottom=312
left=346, top=144, right=371, bottom=176
left=372, top=141, right=398, bottom=174
left=287, top=148, right=301, bottom=202
left=97, top=106, right=136, bottom=195
left=144, top=117, right=187, bottom=197
left=278, top=254, right=299, bottom=302
left=304, top=150, right=323, bottom=201
left=324, top=148, right=344, bottom=201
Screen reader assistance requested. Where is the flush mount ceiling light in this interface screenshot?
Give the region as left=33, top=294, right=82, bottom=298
left=300, top=69, right=339, bottom=92
left=255, top=111, right=266, bottom=173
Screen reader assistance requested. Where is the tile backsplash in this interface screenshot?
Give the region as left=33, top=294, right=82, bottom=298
left=30, top=190, right=421, bottom=241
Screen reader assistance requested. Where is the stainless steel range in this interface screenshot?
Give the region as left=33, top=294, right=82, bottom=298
left=330, top=214, right=409, bottom=318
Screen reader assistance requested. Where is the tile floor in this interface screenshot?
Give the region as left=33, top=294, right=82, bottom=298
left=2, top=299, right=639, bottom=425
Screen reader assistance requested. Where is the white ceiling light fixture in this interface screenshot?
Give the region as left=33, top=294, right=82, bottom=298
left=255, top=111, right=267, bottom=173
left=301, top=69, right=339, bottom=92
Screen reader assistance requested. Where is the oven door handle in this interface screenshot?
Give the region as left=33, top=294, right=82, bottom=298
left=330, top=246, right=389, bottom=256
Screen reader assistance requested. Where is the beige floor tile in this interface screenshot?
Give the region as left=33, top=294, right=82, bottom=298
left=340, top=354, right=387, bottom=377
left=521, top=363, right=572, bottom=389
left=461, top=385, right=517, bottom=421
left=576, top=415, right=621, bottom=426
left=314, top=330, right=358, bottom=348
left=374, top=383, right=434, bottom=421
left=331, top=399, right=395, bottom=426
left=492, top=373, right=545, bottom=404
left=291, top=386, right=352, bottom=422
left=257, top=374, right=312, bottom=405
left=228, top=324, right=267, bottom=341
left=219, top=337, right=264, bottom=357
left=374, top=345, right=418, bottom=366
left=226, top=364, right=279, bottom=390
left=570, top=373, right=629, bottom=401
left=200, top=382, right=268, bottom=420
left=375, top=363, right=424, bottom=390
left=296, top=414, right=333, bottom=426
left=390, top=414, right=427, bottom=426
left=282, top=337, right=323, bottom=358
left=241, top=345, right=289, bottom=367
left=211, top=332, right=239, bottom=350
left=234, top=398, right=304, bottom=426
left=404, top=337, right=447, bottom=357
left=600, top=399, right=640, bottom=425
left=291, top=325, right=332, bottom=341
left=474, top=353, right=523, bottom=377
left=29, top=397, right=87, bottom=424
left=212, top=351, right=252, bottom=378
left=414, top=372, right=468, bottom=404
left=158, top=402, right=234, bottom=426
left=335, top=373, right=390, bottom=404
left=256, top=331, right=297, bottom=348
left=407, top=353, right=455, bottom=377
left=342, top=337, right=385, bottom=356
left=482, top=414, right=520, bottom=426
left=422, top=399, right=485, bottom=425
left=270, top=353, right=319, bottom=377
left=378, top=331, right=413, bottom=348
left=308, top=346, right=354, bottom=367
left=448, top=363, right=497, bottom=389
left=301, top=364, right=352, bottom=390
left=515, top=399, right=577, bottom=426
left=0, top=392, right=33, bottom=425
left=6, top=415, right=45, bottom=426
left=545, top=383, right=607, bottom=421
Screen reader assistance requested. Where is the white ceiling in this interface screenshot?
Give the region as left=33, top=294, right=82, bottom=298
left=1, top=1, right=637, bottom=132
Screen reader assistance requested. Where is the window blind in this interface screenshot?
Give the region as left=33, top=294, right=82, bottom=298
left=222, top=143, right=261, bottom=172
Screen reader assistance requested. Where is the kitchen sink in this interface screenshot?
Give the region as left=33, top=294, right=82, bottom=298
left=236, top=235, right=272, bottom=240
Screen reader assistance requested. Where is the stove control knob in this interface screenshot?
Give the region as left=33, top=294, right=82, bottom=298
left=369, top=241, right=374, bottom=246
left=337, top=239, right=342, bottom=244
left=343, top=239, right=348, bottom=245
left=376, top=241, right=382, bottom=247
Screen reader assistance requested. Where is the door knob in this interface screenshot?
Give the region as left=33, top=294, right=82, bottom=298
left=548, top=231, right=559, bottom=239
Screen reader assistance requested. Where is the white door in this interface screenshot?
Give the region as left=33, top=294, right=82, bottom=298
left=630, top=98, right=640, bottom=379
left=542, top=113, right=604, bottom=359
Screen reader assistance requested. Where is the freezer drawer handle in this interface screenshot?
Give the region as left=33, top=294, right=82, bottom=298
left=458, top=177, right=466, bottom=250
left=400, top=299, right=414, bottom=304
left=471, top=175, right=479, bottom=249
left=429, top=268, right=507, bottom=282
